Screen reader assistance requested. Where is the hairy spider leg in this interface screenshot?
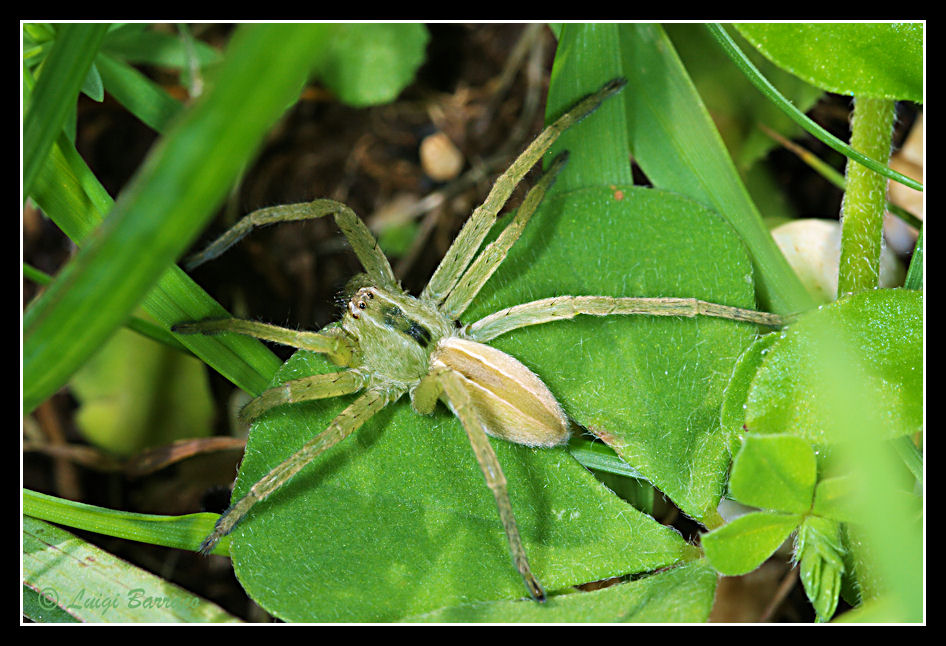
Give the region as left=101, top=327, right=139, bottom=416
left=466, top=295, right=787, bottom=343
left=199, top=387, right=400, bottom=555
left=184, top=198, right=397, bottom=289
left=440, top=150, right=569, bottom=319
left=240, top=370, right=368, bottom=423
left=421, top=78, right=627, bottom=307
left=435, top=368, right=547, bottom=601
left=172, top=319, right=355, bottom=367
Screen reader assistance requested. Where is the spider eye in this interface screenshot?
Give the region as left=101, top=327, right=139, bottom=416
left=358, top=302, right=367, bottom=310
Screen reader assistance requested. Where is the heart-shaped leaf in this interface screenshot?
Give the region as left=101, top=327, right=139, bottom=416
left=230, top=351, right=691, bottom=622
left=702, top=511, right=800, bottom=576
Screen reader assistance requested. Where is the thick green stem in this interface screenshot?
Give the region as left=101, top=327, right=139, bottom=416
left=838, top=97, right=896, bottom=297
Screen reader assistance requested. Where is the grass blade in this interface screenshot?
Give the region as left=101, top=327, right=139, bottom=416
left=23, top=488, right=228, bottom=555
left=95, top=51, right=183, bottom=132
left=23, top=23, right=109, bottom=196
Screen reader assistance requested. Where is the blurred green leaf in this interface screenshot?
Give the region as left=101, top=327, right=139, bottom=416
left=102, top=26, right=222, bottom=69
left=810, top=475, right=859, bottom=523
left=742, top=289, right=922, bottom=446
left=316, top=23, right=429, bottom=107
left=798, top=325, right=923, bottom=621
left=70, top=324, right=214, bottom=456
left=26, top=122, right=282, bottom=407
left=735, top=23, right=923, bottom=102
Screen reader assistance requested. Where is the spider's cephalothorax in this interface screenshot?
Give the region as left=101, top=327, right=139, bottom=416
left=175, top=77, right=783, bottom=601
left=342, top=285, right=453, bottom=387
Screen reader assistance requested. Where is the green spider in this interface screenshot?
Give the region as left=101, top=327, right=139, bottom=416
left=174, top=78, right=783, bottom=601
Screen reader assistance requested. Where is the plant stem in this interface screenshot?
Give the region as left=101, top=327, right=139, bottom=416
left=838, top=98, right=896, bottom=297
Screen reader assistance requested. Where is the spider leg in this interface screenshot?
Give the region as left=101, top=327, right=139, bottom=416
left=437, top=368, right=546, bottom=602
left=440, top=151, right=569, bottom=319
left=199, top=387, right=400, bottom=555
left=240, top=370, right=368, bottom=423
left=184, top=199, right=397, bottom=289
left=466, top=295, right=787, bottom=343
left=173, top=318, right=354, bottom=366
left=421, top=78, right=627, bottom=307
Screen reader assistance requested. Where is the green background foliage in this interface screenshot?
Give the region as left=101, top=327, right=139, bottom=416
left=24, top=22, right=922, bottom=623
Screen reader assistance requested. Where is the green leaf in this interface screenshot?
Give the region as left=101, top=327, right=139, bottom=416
left=742, top=289, right=923, bottom=446
left=23, top=516, right=240, bottom=623
left=316, top=23, right=429, bottom=107
left=735, top=23, right=923, bottom=102
left=702, top=511, right=800, bottom=576
left=729, top=434, right=817, bottom=514
left=403, top=560, right=718, bottom=622
left=229, top=352, right=692, bottom=622
left=81, top=61, right=104, bottom=102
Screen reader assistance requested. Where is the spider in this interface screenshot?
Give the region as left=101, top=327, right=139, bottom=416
left=174, top=78, right=784, bottom=601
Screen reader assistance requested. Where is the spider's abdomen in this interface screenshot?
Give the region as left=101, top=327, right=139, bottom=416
left=431, top=337, right=570, bottom=448
left=342, top=286, right=454, bottom=387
